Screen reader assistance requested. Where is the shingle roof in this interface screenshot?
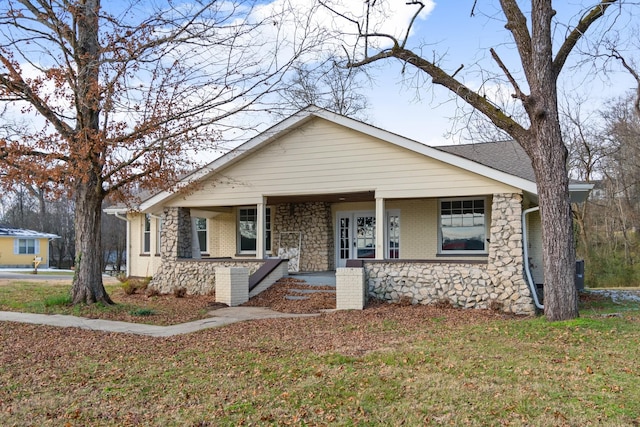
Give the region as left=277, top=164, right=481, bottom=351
left=437, top=140, right=536, bottom=182
left=0, top=225, right=60, bottom=239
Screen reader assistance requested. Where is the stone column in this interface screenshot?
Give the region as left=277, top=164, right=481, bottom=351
left=487, top=193, right=535, bottom=314
left=161, top=207, right=192, bottom=260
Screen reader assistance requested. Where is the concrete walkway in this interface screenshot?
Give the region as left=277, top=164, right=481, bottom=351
left=0, top=307, right=319, bottom=337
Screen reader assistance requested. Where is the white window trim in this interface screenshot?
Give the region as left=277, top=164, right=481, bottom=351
left=438, top=196, right=488, bottom=255
left=195, top=217, right=208, bottom=254
left=237, top=206, right=272, bottom=255
left=386, top=209, right=401, bottom=259
left=142, top=214, right=151, bottom=254
left=14, top=238, right=40, bottom=255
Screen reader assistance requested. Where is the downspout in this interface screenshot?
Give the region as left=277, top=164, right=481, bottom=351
left=522, top=206, right=543, bottom=309
left=114, top=213, right=131, bottom=278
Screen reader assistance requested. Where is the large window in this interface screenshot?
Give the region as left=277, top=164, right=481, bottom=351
left=142, top=214, right=151, bottom=253
left=195, top=217, right=208, bottom=253
left=440, top=198, right=487, bottom=253
left=238, top=207, right=271, bottom=253
left=15, top=238, right=38, bottom=255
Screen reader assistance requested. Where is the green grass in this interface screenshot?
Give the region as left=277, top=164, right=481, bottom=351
left=1, top=282, right=639, bottom=425
left=0, top=282, right=163, bottom=322
left=4, top=307, right=637, bottom=426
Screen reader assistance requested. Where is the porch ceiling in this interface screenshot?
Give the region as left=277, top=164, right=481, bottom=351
left=266, top=191, right=375, bottom=204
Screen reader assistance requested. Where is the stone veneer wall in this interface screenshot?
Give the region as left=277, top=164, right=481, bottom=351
left=273, top=202, right=334, bottom=271
left=366, top=193, right=535, bottom=315
left=150, top=259, right=263, bottom=295
left=149, top=206, right=263, bottom=295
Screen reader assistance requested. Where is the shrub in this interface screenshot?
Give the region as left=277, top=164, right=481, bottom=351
left=174, top=287, right=187, bottom=298
left=121, top=276, right=153, bottom=295
left=129, top=308, right=155, bottom=316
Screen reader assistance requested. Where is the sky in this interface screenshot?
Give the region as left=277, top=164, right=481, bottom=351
left=1, top=0, right=637, bottom=158
left=342, top=0, right=639, bottom=146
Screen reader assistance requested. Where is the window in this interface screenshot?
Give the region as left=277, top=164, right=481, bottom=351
left=195, top=217, right=208, bottom=253
left=15, top=238, right=38, bottom=255
left=238, top=207, right=271, bottom=253
left=440, top=198, right=486, bottom=253
left=143, top=214, right=151, bottom=253
left=387, top=212, right=400, bottom=259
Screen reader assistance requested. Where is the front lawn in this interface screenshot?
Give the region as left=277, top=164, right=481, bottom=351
left=0, top=280, right=217, bottom=325
left=0, top=283, right=638, bottom=426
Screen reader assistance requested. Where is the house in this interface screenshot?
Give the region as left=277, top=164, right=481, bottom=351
left=0, top=225, right=60, bottom=269
left=105, top=106, right=592, bottom=315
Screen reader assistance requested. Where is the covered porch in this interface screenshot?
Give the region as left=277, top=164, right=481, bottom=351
left=146, top=190, right=538, bottom=315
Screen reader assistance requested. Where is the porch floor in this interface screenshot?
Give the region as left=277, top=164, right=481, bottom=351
left=287, top=271, right=336, bottom=287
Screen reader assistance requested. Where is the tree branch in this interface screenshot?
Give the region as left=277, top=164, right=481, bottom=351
left=611, top=50, right=640, bottom=118
left=499, top=0, right=533, bottom=81
left=490, top=47, right=528, bottom=102
left=553, top=0, right=618, bottom=78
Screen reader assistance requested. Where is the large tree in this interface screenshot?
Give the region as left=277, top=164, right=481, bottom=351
left=323, top=0, right=625, bottom=320
left=0, top=0, right=322, bottom=304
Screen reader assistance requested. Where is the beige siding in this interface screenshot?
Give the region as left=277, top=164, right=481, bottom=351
left=128, top=213, right=161, bottom=277
left=332, top=198, right=490, bottom=261
left=209, top=212, right=236, bottom=257
left=167, top=118, right=519, bottom=207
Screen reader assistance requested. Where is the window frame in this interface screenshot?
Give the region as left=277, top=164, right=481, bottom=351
left=386, top=209, right=400, bottom=259
left=14, top=238, right=38, bottom=255
left=142, top=214, right=151, bottom=254
left=195, top=217, right=208, bottom=254
left=438, top=197, right=488, bottom=255
left=237, top=206, right=272, bottom=255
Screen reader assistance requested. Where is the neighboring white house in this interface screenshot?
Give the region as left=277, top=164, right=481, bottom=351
left=106, top=106, right=592, bottom=315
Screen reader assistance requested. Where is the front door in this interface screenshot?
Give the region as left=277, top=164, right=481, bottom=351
left=336, top=212, right=376, bottom=268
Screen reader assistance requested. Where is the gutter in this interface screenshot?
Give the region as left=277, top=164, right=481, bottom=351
left=114, top=212, right=131, bottom=278
left=522, top=206, right=544, bottom=310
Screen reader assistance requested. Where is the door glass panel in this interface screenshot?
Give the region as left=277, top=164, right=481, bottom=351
left=339, top=216, right=350, bottom=260
left=356, top=216, right=376, bottom=258
left=388, top=214, right=399, bottom=258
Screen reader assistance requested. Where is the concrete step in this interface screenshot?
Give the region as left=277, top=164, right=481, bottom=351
left=289, top=288, right=336, bottom=294
left=285, top=295, right=310, bottom=301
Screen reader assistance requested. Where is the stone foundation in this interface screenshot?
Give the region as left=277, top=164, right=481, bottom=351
left=149, top=258, right=262, bottom=295
left=365, top=193, right=535, bottom=315
left=365, top=261, right=533, bottom=314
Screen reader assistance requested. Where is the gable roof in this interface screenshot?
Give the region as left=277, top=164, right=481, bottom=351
left=438, top=140, right=536, bottom=182
left=0, top=225, right=60, bottom=239
left=137, top=106, right=541, bottom=212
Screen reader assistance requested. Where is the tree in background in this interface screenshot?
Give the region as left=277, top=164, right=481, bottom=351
left=323, top=0, right=627, bottom=320
left=0, top=186, right=76, bottom=268
left=0, top=0, right=323, bottom=304
left=280, top=60, right=370, bottom=120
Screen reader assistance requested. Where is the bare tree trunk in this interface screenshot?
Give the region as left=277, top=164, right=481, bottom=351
left=69, top=0, right=112, bottom=305
left=71, top=175, right=113, bottom=305
left=527, top=131, right=578, bottom=320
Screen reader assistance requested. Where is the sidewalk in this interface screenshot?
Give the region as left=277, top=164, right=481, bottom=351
left=0, top=307, right=319, bottom=337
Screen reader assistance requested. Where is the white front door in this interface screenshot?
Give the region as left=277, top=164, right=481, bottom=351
left=336, top=211, right=376, bottom=268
